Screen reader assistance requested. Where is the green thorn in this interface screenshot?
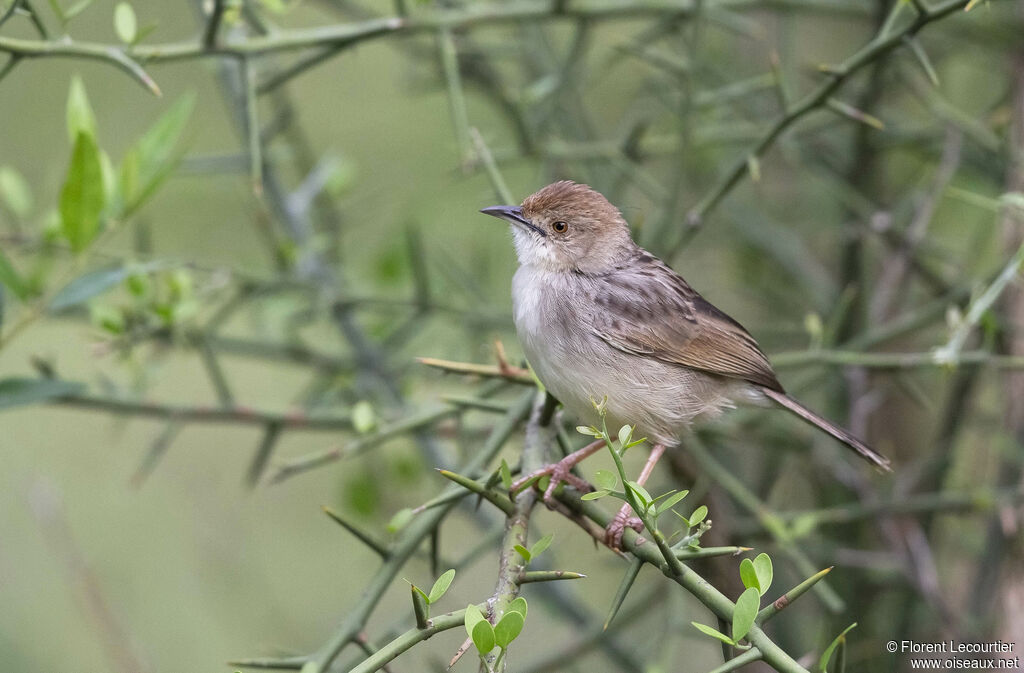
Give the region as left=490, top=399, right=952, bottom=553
left=757, top=566, right=833, bottom=623
left=604, top=557, right=643, bottom=630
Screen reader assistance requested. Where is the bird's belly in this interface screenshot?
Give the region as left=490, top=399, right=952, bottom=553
left=515, top=300, right=739, bottom=446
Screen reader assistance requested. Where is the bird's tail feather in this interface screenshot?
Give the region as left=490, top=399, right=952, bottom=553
left=760, top=388, right=892, bottom=472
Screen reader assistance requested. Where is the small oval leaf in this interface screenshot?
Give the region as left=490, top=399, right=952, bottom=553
left=464, top=603, right=485, bottom=639
left=0, top=166, right=33, bottom=217
left=692, top=622, right=735, bottom=646
left=351, top=400, right=376, bottom=434
left=508, top=596, right=528, bottom=618
left=494, top=611, right=525, bottom=648
left=60, top=132, right=105, bottom=253
left=386, top=508, right=414, bottom=534
left=626, top=481, right=652, bottom=508
left=428, top=568, right=455, bottom=604
left=530, top=533, right=553, bottom=559
left=471, top=619, right=495, bottom=654
left=739, top=558, right=760, bottom=593
left=593, top=469, right=617, bottom=490
left=753, top=553, right=773, bottom=595
left=114, top=2, right=137, bottom=43
left=66, top=76, right=97, bottom=143
left=732, top=587, right=760, bottom=643
left=654, top=489, right=689, bottom=514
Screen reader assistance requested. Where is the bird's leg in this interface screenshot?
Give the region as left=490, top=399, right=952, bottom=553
left=606, top=443, right=667, bottom=549
left=510, top=439, right=605, bottom=505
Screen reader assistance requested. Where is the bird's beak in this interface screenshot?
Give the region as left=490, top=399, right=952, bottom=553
left=480, top=205, right=547, bottom=237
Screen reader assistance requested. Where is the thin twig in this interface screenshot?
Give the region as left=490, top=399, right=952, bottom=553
left=677, top=0, right=971, bottom=250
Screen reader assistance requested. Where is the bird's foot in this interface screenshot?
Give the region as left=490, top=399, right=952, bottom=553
left=510, top=456, right=593, bottom=506
left=605, top=504, right=644, bottom=549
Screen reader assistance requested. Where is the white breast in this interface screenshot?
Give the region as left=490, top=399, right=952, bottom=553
left=511, top=264, right=747, bottom=446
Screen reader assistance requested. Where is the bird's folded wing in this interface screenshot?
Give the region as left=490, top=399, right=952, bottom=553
left=588, top=272, right=783, bottom=392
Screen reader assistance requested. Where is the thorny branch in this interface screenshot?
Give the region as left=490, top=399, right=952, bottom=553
left=1, top=0, right=1021, bottom=672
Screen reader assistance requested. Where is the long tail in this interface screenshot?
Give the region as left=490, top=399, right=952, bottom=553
left=760, top=387, right=892, bottom=472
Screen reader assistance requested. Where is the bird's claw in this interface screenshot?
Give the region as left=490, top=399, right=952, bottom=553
left=605, top=508, right=644, bottom=549
left=510, top=457, right=592, bottom=506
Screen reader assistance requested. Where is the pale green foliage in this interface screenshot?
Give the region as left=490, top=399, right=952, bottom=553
left=352, top=401, right=377, bottom=434
left=818, top=623, right=857, bottom=672
left=427, top=569, right=455, bottom=604
left=113, top=3, right=137, bottom=43
left=513, top=533, right=554, bottom=564
left=60, top=132, right=105, bottom=253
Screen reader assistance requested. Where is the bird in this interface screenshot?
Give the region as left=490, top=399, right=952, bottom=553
left=480, top=180, right=891, bottom=546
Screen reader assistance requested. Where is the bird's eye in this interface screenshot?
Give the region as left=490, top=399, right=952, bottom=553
left=552, top=221, right=568, bottom=233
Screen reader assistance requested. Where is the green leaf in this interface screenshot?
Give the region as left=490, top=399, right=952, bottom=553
left=0, top=378, right=85, bottom=411
left=120, top=94, right=195, bottom=217
left=428, top=569, right=455, bottom=604
left=0, top=248, right=30, bottom=301
left=60, top=132, right=105, bottom=253
left=66, top=76, right=97, bottom=143
left=593, top=469, right=617, bottom=490
left=90, top=303, right=125, bottom=334
left=63, top=0, right=95, bottom=20
left=471, top=619, right=495, bottom=655
left=580, top=489, right=610, bottom=501
left=626, top=481, right=652, bottom=508
left=113, top=2, right=137, bottom=43
left=464, top=603, right=486, bottom=639
left=790, top=513, right=819, bottom=538
left=732, top=587, right=760, bottom=643
left=132, top=22, right=158, bottom=45
left=47, top=0, right=65, bottom=21
left=747, top=155, right=761, bottom=182
left=99, top=149, right=117, bottom=208
left=49, top=265, right=130, bottom=311
left=653, top=489, right=689, bottom=515
left=494, top=610, right=525, bottom=649
left=530, top=533, right=553, bottom=559
left=740, top=558, right=760, bottom=593
left=691, top=622, right=735, bottom=646
left=0, top=166, right=33, bottom=217
left=386, top=507, right=413, bottom=534
left=499, top=459, right=512, bottom=489
left=617, top=424, right=633, bottom=447
left=689, top=505, right=708, bottom=526
left=508, top=596, right=527, bottom=618
left=752, top=553, right=773, bottom=596
left=575, top=425, right=600, bottom=437
left=513, top=545, right=531, bottom=563
left=817, top=622, right=857, bottom=672
left=351, top=400, right=376, bottom=434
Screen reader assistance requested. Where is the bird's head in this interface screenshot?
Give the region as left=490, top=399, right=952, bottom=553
left=480, top=181, right=635, bottom=273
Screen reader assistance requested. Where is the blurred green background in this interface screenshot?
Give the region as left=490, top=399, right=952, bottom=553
left=1, top=0, right=1023, bottom=671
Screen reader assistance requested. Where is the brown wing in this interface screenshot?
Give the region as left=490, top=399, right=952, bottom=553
left=588, top=256, right=783, bottom=392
